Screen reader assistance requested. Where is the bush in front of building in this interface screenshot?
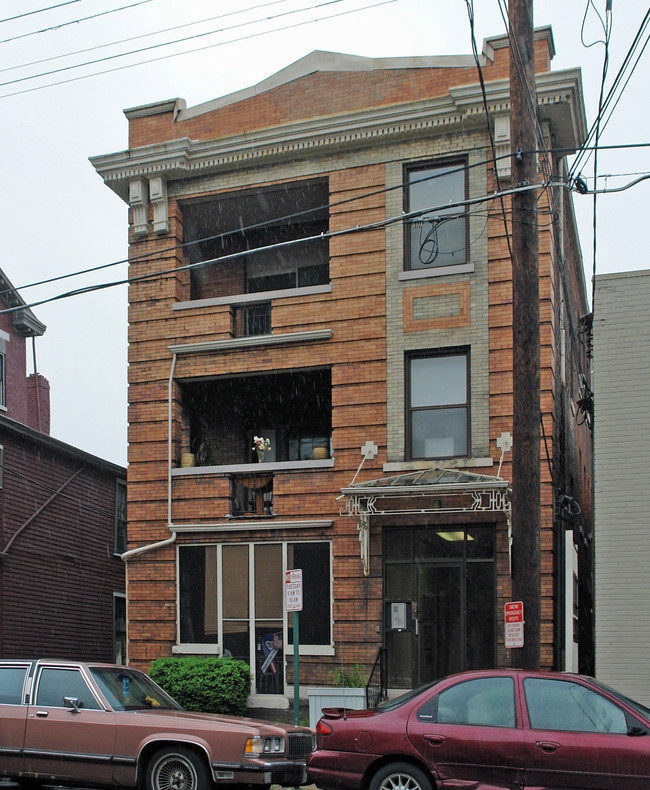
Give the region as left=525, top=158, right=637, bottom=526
left=149, top=656, right=251, bottom=715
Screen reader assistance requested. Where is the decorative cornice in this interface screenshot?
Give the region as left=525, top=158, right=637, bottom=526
left=90, top=68, right=585, bottom=204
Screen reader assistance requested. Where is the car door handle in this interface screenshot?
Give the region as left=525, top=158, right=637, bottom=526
left=36, top=710, right=49, bottom=717
left=424, top=734, right=447, bottom=745
left=535, top=740, right=561, bottom=752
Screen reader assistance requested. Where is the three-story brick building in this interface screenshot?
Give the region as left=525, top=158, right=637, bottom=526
left=92, top=27, right=592, bottom=706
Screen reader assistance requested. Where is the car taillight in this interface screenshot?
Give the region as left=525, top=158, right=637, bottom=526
left=316, top=720, right=333, bottom=736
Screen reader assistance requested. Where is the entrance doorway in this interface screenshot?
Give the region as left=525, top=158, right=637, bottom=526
left=385, top=526, right=495, bottom=688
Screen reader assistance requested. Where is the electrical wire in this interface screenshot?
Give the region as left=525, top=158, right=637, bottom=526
left=0, top=0, right=396, bottom=99
left=0, top=0, right=354, bottom=88
left=1, top=0, right=315, bottom=74
left=0, top=180, right=550, bottom=317
left=569, top=8, right=650, bottom=179
left=0, top=0, right=155, bottom=46
left=0, top=0, right=82, bottom=25
left=464, top=0, right=514, bottom=272
left=3, top=143, right=648, bottom=302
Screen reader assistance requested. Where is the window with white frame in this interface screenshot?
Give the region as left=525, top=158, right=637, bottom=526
left=178, top=541, right=331, bottom=694
left=405, top=159, right=468, bottom=270
left=407, top=350, right=469, bottom=459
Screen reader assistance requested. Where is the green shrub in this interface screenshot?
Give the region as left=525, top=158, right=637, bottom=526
left=149, top=656, right=251, bottom=715
left=329, top=664, right=367, bottom=688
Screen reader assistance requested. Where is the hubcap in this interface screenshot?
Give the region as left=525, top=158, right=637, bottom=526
left=380, top=773, right=422, bottom=790
left=155, top=756, right=196, bottom=790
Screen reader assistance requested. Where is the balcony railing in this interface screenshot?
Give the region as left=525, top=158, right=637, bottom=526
left=230, top=472, right=274, bottom=516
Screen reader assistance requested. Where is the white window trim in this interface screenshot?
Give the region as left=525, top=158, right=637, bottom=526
left=175, top=541, right=335, bottom=690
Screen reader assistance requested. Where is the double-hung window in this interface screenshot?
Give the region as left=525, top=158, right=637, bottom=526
left=407, top=351, right=469, bottom=459
left=405, top=160, right=468, bottom=270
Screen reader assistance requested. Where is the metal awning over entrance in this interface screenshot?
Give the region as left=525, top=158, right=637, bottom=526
left=340, top=467, right=511, bottom=575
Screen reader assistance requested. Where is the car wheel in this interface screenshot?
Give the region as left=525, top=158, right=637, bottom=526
left=369, top=762, right=433, bottom=790
left=146, top=745, right=213, bottom=790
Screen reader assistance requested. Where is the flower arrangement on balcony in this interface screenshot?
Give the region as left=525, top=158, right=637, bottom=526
left=252, top=436, right=272, bottom=462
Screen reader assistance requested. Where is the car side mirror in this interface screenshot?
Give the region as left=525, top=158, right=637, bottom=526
left=627, top=726, right=647, bottom=737
left=64, top=696, right=82, bottom=713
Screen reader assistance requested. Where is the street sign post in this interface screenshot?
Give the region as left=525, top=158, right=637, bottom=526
left=505, top=601, right=524, bottom=649
left=285, top=570, right=303, bottom=725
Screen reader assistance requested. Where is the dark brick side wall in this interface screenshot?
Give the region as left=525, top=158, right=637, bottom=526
left=0, top=428, right=125, bottom=661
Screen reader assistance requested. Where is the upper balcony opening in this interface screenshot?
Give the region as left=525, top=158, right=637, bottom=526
left=179, top=367, right=332, bottom=467
left=182, top=179, right=329, bottom=302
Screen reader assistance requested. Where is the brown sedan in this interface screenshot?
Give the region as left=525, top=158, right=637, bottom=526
left=0, top=659, right=314, bottom=790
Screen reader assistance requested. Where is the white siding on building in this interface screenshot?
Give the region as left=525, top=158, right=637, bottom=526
left=594, top=269, right=650, bottom=705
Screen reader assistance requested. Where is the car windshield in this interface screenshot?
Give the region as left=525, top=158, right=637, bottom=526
left=375, top=680, right=440, bottom=713
left=90, top=667, right=183, bottom=712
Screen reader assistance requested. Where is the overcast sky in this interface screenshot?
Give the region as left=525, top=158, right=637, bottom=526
left=1, top=0, right=647, bottom=467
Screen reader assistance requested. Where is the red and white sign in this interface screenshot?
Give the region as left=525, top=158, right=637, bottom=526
left=505, top=601, right=524, bottom=648
left=285, top=569, right=303, bottom=612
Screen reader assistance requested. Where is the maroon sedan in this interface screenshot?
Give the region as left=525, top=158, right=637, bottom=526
left=308, top=669, right=650, bottom=790
left=0, top=659, right=314, bottom=790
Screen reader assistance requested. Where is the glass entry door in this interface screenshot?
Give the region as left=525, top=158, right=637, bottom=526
left=385, top=526, right=495, bottom=689
left=416, top=564, right=463, bottom=684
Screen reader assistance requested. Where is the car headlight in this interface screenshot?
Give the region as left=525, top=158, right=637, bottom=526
left=244, top=736, right=285, bottom=755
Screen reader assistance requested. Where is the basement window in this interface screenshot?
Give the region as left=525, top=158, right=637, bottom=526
left=182, top=179, right=329, bottom=301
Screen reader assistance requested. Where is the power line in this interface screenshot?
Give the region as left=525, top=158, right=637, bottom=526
left=0, top=0, right=82, bottom=25
left=0, top=0, right=349, bottom=87
left=0, top=0, right=155, bottom=46
left=0, top=0, right=395, bottom=98
left=1, top=0, right=306, bottom=73
left=0, top=181, right=551, bottom=317
left=3, top=143, right=648, bottom=301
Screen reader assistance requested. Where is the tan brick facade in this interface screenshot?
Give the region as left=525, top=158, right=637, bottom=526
left=92, top=28, right=593, bottom=697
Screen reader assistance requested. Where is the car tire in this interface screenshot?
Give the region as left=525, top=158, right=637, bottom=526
left=369, top=762, right=433, bottom=790
left=146, top=745, right=213, bottom=790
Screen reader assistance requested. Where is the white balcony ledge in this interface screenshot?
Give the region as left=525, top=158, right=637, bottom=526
left=172, top=458, right=334, bottom=476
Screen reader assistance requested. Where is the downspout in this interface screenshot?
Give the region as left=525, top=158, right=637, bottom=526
left=120, top=353, right=178, bottom=563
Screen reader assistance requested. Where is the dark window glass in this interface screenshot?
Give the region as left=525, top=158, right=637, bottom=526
left=466, top=563, right=495, bottom=669
left=0, top=354, right=5, bottom=407
left=184, top=180, right=329, bottom=300
left=179, top=545, right=218, bottom=643
left=35, top=668, right=101, bottom=710
left=0, top=665, right=29, bottom=704
left=524, top=678, right=628, bottom=733
left=115, top=480, right=127, bottom=554
left=288, top=542, right=331, bottom=645
left=414, top=528, right=464, bottom=560
left=408, top=353, right=468, bottom=459
left=406, top=162, right=467, bottom=269
left=434, top=677, right=515, bottom=727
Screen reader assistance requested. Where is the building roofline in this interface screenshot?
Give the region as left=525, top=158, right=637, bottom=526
left=0, top=268, right=46, bottom=338
left=122, top=27, right=555, bottom=124
left=0, top=413, right=126, bottom=476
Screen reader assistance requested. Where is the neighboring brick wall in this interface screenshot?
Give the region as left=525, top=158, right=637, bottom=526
left=26, top=373, right=51, bottom=434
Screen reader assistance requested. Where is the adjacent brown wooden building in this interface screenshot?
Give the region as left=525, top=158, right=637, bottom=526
left=0, top=268, right=126, bottom=662
left=92, top=27, right=593, bottom=706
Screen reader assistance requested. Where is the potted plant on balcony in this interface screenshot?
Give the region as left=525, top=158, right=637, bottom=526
left=252, top=436, right=272, bottom=462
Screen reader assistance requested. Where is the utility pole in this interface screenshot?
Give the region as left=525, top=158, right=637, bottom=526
left=509, top=0, right=541, bottom=669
